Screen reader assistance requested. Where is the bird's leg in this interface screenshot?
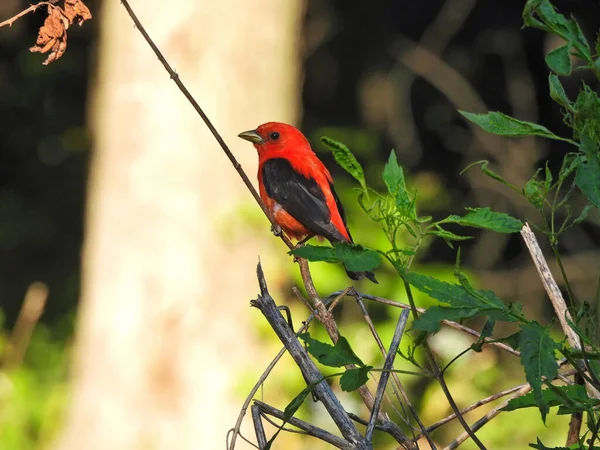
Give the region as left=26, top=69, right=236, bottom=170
left=295, top=234, right=314, bottom=247
left=270, top=222, right=282, bottom=237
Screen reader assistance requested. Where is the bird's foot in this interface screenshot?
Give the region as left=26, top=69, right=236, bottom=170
left=270, top=223, right=283, bottom=237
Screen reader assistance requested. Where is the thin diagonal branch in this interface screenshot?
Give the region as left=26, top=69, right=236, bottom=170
left=366, top=309, right=410, bottom=441
left=254, top=401, right=351, bottom=449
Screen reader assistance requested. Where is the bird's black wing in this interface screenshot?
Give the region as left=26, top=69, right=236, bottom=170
left=262, top=158, right=347, bottom=242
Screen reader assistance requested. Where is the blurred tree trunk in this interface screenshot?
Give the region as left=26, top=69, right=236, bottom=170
left=56, top=0, right=302, bottom=449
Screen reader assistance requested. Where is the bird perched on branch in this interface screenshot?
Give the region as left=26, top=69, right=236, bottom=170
left=238, top=122, right=377, bottom=283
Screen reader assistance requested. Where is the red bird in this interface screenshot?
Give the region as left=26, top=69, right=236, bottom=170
left=238, top=122, right=377, bottom=283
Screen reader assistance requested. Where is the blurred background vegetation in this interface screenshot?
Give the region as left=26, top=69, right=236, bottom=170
left=0, top=0, right=599, bottom=448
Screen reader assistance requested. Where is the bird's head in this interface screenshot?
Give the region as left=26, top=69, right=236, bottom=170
left=238, top=122, right=310, bottom=158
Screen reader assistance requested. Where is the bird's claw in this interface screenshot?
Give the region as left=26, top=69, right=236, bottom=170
left=271, top=223, right=283, bottom=237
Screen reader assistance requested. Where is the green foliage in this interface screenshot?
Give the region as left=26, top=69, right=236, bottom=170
left=458, top=110, right=575, bottom=144
left=518, top=322, right=561, bottom=421
left=442, top=207, right=523, bottom=233
left=287, top=2, right=600, bottom=447
left=289, top=242, right=381, bottom=272
left=320, top=137, right=367, bottom=191
left=505, top=384, right=600, bottom=415
left=299, top=333, right=365, bottom=368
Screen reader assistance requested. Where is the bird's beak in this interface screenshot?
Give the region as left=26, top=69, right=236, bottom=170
left=238, top=129, right=264, bottom=145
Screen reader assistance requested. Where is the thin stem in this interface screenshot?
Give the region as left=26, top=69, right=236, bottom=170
left=403, top=281, right=487, bottom=449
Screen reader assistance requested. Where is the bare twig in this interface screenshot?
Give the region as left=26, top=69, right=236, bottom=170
left=520, top=223, right=600, bottom=399
left=351, top=293, right=435, bottom=447
left=251, top=404, right=268, bottom=449
left=2, top=282, right=48, bottom=370
left=254, top=401, right=351, bottom=449
left=251, top=262, right=371, bottom=448
left=296, top=263, right=411, bottom=446
left=0, top=1, right=55, bottom=28
left=366, top=309, right=410, bottom=441
left=443, top=384, right=531, bottom=450
left=520, top=223, right=578, bottom=347
left=227, top=317, right=315, bottom=450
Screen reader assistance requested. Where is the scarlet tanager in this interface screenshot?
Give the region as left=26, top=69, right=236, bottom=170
left=238, top=122, right=377, bottom=283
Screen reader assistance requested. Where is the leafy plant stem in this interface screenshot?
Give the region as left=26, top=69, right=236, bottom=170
left=550, top=243, right=577, bottom=310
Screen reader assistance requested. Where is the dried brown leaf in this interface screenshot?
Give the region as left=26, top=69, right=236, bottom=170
left=63, top=0, right=92, bottom=25
left=29, top=6, right=69, bottom=65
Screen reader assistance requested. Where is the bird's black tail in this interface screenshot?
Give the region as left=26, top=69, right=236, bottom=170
left=344, top=265, right=378, bottom=284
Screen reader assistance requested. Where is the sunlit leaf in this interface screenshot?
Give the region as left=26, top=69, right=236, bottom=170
left=299, top=333, right=364, bottom=367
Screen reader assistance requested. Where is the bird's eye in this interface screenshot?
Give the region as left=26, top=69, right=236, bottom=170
left=269, top=132, right=280, bottom=141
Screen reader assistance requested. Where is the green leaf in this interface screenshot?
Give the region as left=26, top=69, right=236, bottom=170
left=461, top=160, right=517, bottom=190
left=383, top=150, right=416, bottom=219
left=320, top=137, right=367, bottom=190
left=565, top=85, right=600, bottom=143
left=523, top=0, right=592, bottom=63
left=459, top=110, right=574, bottom=143
left=573, top=204, right=594, bottom=224
left=428, top=227, right=473, bottom=249
left=340, top=366, right=372, bottom=391
left=504, top=384, right=600, bottom=415
left=444, top=207, right=523, bottom=233
left=529, top=437, right=594, bottom=450
left=284, top=385, right=313, bottom=420
left=289, top=243, right=382, bottom=272
left=524, top=176, right=545, bottom=209
left=559, top=153, right=584, bottom=181
left=405, top=270, right=517, bottom=332
left=334, top=243, right=381, bottom=272
left=575, top=153, right=600, bottom=208
left=544, top=164, right=553, bottom=190
left=545, top=45, right=571, bottom=75
left=518, top=322, right=560, bottom=422
left=299, top=333, right=364, bottom=367
left=413, top=306, right=481, bottom=333
left=548, top=73, right=571, bottom=109
left=472, top=318, right=496, bottom=352
left=289, top=245, right=337, bottom=263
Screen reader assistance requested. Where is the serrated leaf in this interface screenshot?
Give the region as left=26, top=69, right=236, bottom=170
left=575, top=154, right=600, bottom=208
left=289, top=245, right=337, bottom=262
left=340, top=366, right=372, bottom=391
left=529, top=437, right=590, bottom=450
left=405, top=270, right=516, bottom=332
left=524, top=177, right=545, bottom=209
left=413, top=306, right=481, bottom=332
left=523, top=0, right=592, bottom=63
left=565, top=85, right=600, bottom=143
left=559, top=153, right=584, bottom=181
left=334, top=242, right=381, bottom=272
left=459, top=110, right=574, bottom=143
left=445, top=207, right=523, bottom=233
left=545, top=45, right=572, bottom=75
left=518, top=322, right=560, bottom=422
left=548, top=73, right=571, bottom=108
left=299, top=333, right=364, bottom=367
left=289, top=243, right=381, bottom=272
left=429, top=228, right=473, bottom=242
left=321, top=137, right=366, bottom=190
left=504, top=384, right=600, bottom=415
left=383, top=150, right=416, bottom=219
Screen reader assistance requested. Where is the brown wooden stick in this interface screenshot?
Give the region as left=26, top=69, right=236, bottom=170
left=0, top=2, right=56, bottom=28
